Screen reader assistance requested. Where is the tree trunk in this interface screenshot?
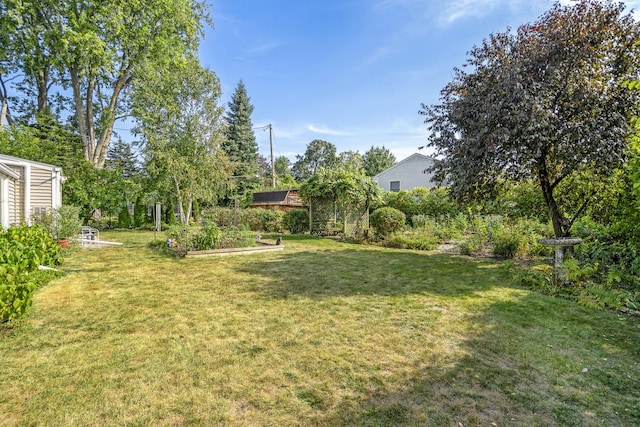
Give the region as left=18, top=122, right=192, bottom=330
left=36, top=67, right=49, bottom=113
left=537, top=155, right=567, bottom=237
left=71, top=67, right=91, bottom=161
left=92, top=67, right=128, bottom=169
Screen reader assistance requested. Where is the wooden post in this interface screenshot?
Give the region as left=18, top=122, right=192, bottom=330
left=155, top=202, right=162, bottom=232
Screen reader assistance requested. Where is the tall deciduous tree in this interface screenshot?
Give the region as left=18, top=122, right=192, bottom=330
left=421, top=0, right=640, bottom=237
left=292, top=139, right=337, bottom=181
left=337, top=150, right=364, bottom=173
left=223, top=80, right=258, bottom=177
left=133, top=58, right=230, bottom=225
left=1, top=0, right=209, bottom=169
left=363, top=145, right=396, bottom=176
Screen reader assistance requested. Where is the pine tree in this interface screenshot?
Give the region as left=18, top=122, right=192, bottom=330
left=107, top=139, right=139, bottom=179
left=223, top=80, right=258, bottom=177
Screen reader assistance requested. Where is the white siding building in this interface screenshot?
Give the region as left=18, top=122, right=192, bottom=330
left=0, top=154, right=64, bottom=229
left=373, top=153, right=438, bottom=192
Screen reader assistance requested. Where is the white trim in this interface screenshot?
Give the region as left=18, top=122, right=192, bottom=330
left=24, top=164, right=31, bottom=224
left=1, top=177, right=8, bottom=229
left=52, top=168, right=62, bottom=209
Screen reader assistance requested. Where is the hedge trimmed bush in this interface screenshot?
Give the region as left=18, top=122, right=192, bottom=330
left=370, top=207, right=406, bottom=238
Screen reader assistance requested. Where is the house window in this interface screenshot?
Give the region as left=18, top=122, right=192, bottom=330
left=389, top=181, right=400, bottom=192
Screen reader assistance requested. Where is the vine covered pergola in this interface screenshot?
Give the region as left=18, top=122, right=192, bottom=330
left=300, top=168, right=381, bottom=237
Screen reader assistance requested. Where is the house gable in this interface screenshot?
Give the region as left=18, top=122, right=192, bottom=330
left=373, top=153, right=438, bottom=192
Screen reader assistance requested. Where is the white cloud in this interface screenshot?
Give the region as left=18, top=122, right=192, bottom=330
left=308, top=125, right=352, bottom=136
left=439, top=0, right=640, bottom=26
left=438, top=0, right=510, bottom=26
left=245, top=41, right=287, bottom=55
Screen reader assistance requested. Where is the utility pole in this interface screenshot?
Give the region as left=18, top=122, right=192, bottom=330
left=269, top=124, right=275, bottom=188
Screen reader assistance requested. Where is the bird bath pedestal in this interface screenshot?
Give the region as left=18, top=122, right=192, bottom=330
left=538, top=238, right=582, bottom=282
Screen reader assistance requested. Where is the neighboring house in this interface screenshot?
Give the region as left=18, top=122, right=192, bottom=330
left=0, top=154, right=64, bottom=229
left=249, top=189, right=306, bottom=212
left=373, top=153, right=439, bottom=192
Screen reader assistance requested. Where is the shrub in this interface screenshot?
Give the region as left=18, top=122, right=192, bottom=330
left=165, top=224, right=255, bottom=251
left=384, top=229, right=437, bottom=250
left=413, top=187, right=460, bottom=219
left=191, top=224, right=221, bottom=251
left=283, top=209, right=309, bottom=234
left=202, top=207, right=234, bottom=227
left=219, top=226, right=255, bottom=249
left=492, top=233, right=520, bottom=259
left=0, top=224, right=62, bottom=322
left=133, top=196, right=148, bottom=227
left=370, top=207, right=406, bottom=238
left=118, top=208, right=132, bottom=229
left=250, top=209, right=284, bottom=233
left=202, top=207, right=284, bottom=232
left=0, top=271, right=35, bottom=322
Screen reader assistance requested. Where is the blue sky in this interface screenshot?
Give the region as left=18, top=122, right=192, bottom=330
left=201, top=0, right=640, bottom=163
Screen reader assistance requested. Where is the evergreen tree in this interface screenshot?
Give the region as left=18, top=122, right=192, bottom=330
left=363, top=145, right=396, bottom=176
left=107, top=139, right=139, bottom=179
left=223, top=80, right=259, bottom=177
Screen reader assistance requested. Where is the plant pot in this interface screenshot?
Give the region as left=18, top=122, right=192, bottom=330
left=56, top=238, right=69, bottom=249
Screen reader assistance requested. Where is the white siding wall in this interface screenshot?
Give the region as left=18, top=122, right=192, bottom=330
left=0, top=155, right=63, bottom=226
left=374, top=154, right=437, bottom=192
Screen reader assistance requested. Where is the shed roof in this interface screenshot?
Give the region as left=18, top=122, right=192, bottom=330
left=252, top=190, right=293, bottom=204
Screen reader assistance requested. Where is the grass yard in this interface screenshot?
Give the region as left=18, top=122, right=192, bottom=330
left=1, top=231, right=639, bottom=426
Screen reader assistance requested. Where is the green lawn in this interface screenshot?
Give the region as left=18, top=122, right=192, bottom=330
left=1, top=231, right=639, bottom=426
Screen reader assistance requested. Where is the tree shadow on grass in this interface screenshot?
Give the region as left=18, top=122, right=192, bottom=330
left=236, top=247, right=509, bottom=299
left=319, top=292, right=640, bottom=426
left=234, top=244, right=640, bottom=425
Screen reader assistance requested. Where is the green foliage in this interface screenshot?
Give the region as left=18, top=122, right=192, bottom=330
left=0, top=224, right=62, bottom=321
left=2, top=0, right=211, bottom=167
left=282, top=210, right=309, bottom=234
left=384, top=229, right=437, bottom=251
left=117, top=208, right=132, bottom=229
left=414, top=187, right=461, bottom=220
left=223, top=80, right=259, bottom=178
left=492, top=234, right=520, bottom=259
left=292, top=140, right=337, bottom=182
left=370, top=207, right=406, bottom=238
left=572, top=219, right=640, bottom=295
left=238, top=209, right=284, bottom=233
left=134, top=58, right=231, bottom=226
left=191, top=224, right=221, bottom=251
left=166, top=223, right=255, bottom=251
left=202, top=207, right=284, bottom=233
left=51, top=205, right=83, bottom=239
left=379, top=190, right=417, bottom=221
left=484, top=180, right=548, bottom=222
left=421, top=0, right=640, bottom=237
left=375, top=187, right=461, bottom=225
left=133, top=196, right=148, bottom=228
left=0, top=273, right=35, bottom=322
left=363, top=145, right=396, bottom=177
left=301, top=167, right=381, bottom=236
left=514, top=265, right=556, bottom=294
